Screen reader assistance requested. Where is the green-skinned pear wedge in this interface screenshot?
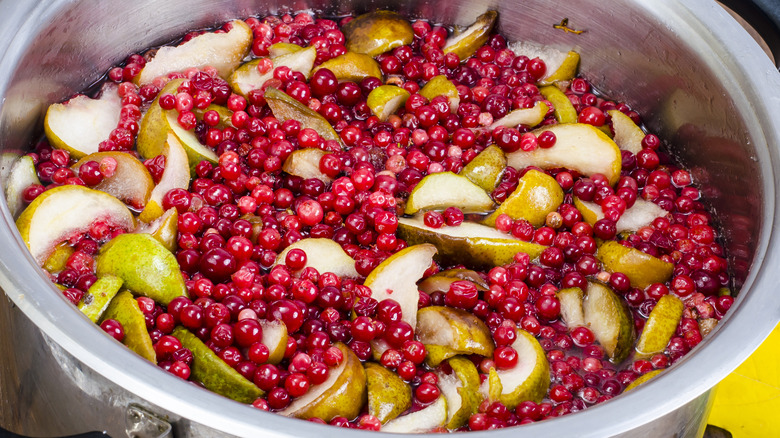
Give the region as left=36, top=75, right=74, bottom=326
left=259, top=318, right=288, bottom=365
left=274, top=238, right=359, bottom=278
left=134, top=207, right=178, bottom=253
left=417, top=306, right=495, bottom=365
left=574, top=196, right=667, bottom=234
left=78, top=275, right=123, bottom=322
left=597, top=240, right=674, bottom=289
left=583, top=282, right=635, bottom=363
left=343, top=11, right=414, bottom=57
left=5, top=155, right=41, bottom=218
left=172, top=326, right=263, bottom=403
left=404, top=172, right=494, bottom=215
left=313, top=52, right=382, bottom=83
left=481, top=169, right=563, bottom=228
left=436, top=356, right=482, bottom=429
left=459, top=145, right=506, bottom=193
left=96, top=233, right=187, bottom=305
left=635, top=294, right=684, bottom=359
left=264, top=87, right=344, bottom=147
left=101, top=290, right=156, bottom=363
left=539, top=85, right=577, bottom=124
left=481, top=328, right=550, bottom=409
left=419, top=75, right=460, bottom=113
left=229, top=46, right=317, bottom=96
left=418, top=269, right=488, bottom=295
left=443, top=11, right=498, bottom=61
left=608, top=109, right=645, bottom=154
left=367, top=85, right=410, bottom=121
left=365, top=362, right=412, bottom=424
left=43, top=242, right=75, bottom=274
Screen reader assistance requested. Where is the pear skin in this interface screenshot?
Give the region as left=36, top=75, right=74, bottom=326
left=365, top=362, right=412, bottom=424
left=343, top=11, right=414, bottom=57
left=79, top=275, right=123, bottom=322
left=101, top=290, right=156, bottom=363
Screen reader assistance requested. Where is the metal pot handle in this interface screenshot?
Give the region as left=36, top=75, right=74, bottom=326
left=718, top=0, right=780, bottom=68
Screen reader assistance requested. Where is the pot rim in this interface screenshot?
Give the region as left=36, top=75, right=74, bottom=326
left=0, top=0, right=779, bottom=436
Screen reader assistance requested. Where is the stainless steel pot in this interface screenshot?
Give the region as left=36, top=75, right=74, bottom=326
left=0, top=0, right=778, bottom=437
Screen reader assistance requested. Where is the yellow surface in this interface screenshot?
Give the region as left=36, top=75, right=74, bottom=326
left=708, top=322, right=780, bottom=437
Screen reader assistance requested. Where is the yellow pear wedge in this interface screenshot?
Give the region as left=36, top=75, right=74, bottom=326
left=382, top=395, right=447, bottom=433
left=443, top=11, right=498, bottom=61
left=16, top=185, right=135, bottom=266
left=5, top=155, right=41, bottom=218
left=274, top=238, right=359, bottom=278
left=268, top=42, right=303, bottom=57
left=264, top=87, right=344, bottom=147
left=135, top=19, right=253, bottom=85
left=417, top=268, right=489, bottom=295
left=539, top=85, right=577, bottom=124
left=404, top=172, right=494, bottom=215
left=481, top=328, right=550, bottom=409
left=259, top=318, right=288, bottom=365
left=482, top=169, right=563, bottom=228
left=229, top=46, right=317, bottom=96
left=138, top=132, right=191, bottom=223
left=574, top=196, right=667, bottom=234
left=635, top=294, right=684, bottom=359
left=134, top=207, right=178, bottom=253
left=73, top=152, right=155, bottom=211
left=624, top=369, right=664, bottom=392
left=416, top=306, right=495, bottom=363
left=367, top=85, right=410, bottom=121
left=101, top=290, right=156, bottom=363
left=459, top=145, right=506, bottom=193
left=436, top=356, right=482, bottom=429
left=365, top=362, right=412, bottom=424
left=313, top=52, right=383, bottom=82
left=597, top=240, right=674, bottom=289
left=608, top=109, right=645, bottom=154
left=583, top=282, right=635, bottom=363
left=419, top=75, right=460, bottom=113
left=282, top=148, right=333, bottom=184
left=487, top=101, right=549, bottom=130
left=508, top=40, right=580, bottom=85
left=343, top=11, right=414, bottom=57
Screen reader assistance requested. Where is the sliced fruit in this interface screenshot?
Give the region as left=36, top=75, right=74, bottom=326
left=282, top=148, right=333, bottom=183
left=313, top=52, right=382, bottom=83
left=397, top=215, right=547, bottom=270
left=597, top=240, right=674, bottom=289
left=442, top=11, right=498, bottom=61
left=134, top=207, right=178, bottom=252
left=193, top=104, right=234, bottom=129
left=101, top=290, right=156, bottom=363
left=96, top=233, right=187, bottom=305
left=404, top=171, right=494, bottom=215
left=268, top=42, right=303, bottom=57
left=418, top=269, right=488, bottom=295
left=72, top=152, right=155, bottom=211
left=364, top=244, right=437, bottom=330
left=164, top=110, right=221, bottom=170
left=5, top=155, right=41, bottom=218
left=136, top=78, right=186, bottom=160
left=487, top=101, right=549, bottom=130
left=16, top=185, right=134, bottom=266
left=635, top=294, right=684, bottom=359
left=539, top=85, right=577, bottom=124
left=481, top=169, right=563, bottom=228
left=507, top=41, right=580, bottom=85
left=367, top=85, right=410, bottom=121
left=138, top=132, right=191, bottom=223
left=424, top=345, right=460, bottom=368
left=78, top=275, right=123, bottom=322
left=229, top=46, right=317, bottom=97
left=365, top=362, right=412, bottom=424
left=557, top=287, right=585, bottom=329
left=264, top=87, right=343, bottom=147
left=459, top=145, right=506, bottom=193
left=436, top=356, right=481, bottom=429
left=274, top=238, right=359, bottom=277
left=624, top=369, right=663, bottom=392
left=280, top=343, right=367, bottom=421
left=574, top=196, right=667, bottom=234
left=506, top=123, right=622, bottom=185
left=342, top=11, right=414, bottom=57
left=172, top=326, right=263, bottom=403
left=608, top=109, right=644, bottom=154
left=135, top=19, right=253, bottom=85
left=583, top=282, right=635, bottom=363
left=417, top=306, right=495, bottom=364
left=382, top=395, right=447, bottom=433
left=481, top=328, right=550, bottom=409
left=43, top=85, right=122, bottom=159
left=419, top=75, right=460, bottom=113
left=43, top=242, right=75, bottom=273
left=259, top=318, right=288, bottom=365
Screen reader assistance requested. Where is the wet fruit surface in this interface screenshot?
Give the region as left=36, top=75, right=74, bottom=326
left=14, top=8, right=736, bottom=433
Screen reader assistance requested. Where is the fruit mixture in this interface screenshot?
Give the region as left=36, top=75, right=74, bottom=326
left=9, top=9, right=735, bottom=432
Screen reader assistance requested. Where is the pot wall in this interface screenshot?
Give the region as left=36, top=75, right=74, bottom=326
left=0, top=0, right=778, bottom=437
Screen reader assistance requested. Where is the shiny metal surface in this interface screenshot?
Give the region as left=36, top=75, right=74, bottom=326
left=0, top=0, right=778, bottom=437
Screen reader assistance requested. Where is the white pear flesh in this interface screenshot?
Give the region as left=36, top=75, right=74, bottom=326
left=138, top=132, right=191, bottom=223
left=382, top=395, right=447, bottom=433
left=608, top=109, right=645, bottom=154
left=575, top=197, right=667, bottom=234
left=274, top=238, right=359, bottom=278
left=230, top=46, right=317, bottom=96
left=404, top=172, right=494, bottom=215
left=5, top=155, right=40, bottom=218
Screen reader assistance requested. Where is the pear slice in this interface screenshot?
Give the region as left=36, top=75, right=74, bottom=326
left=264, top=87, right=344, bottom=147
left=459, top=145, right=506, bottom=193
left=282, top=148, right=333, bottom=184
left=259, top=318, right=289, bottom=365
left=367, top=85, right=410, bottom=121
left=101, top=290, right=156, bottom=363
left=404, top=172, right=495, bottom=215
left=539, top=85, right=577, bottom=124
left=424, top=345, right=460, bottom=368
left=135, top=19, right=253, bottom=85
left=73, top=152, right=155, bottom=211
left=596, top=240, right=674, bottom=289
left=416, top=306, right=494, bottom=365
left=583, top=282, right=635, bottom=363
left=557, top=287, right=585, bottom=329
left=487, top=101, right=549, bottom=130
left=134, top=207, right=178, bottom=252
left=382, top=395, right=447, bottom=433
left=165, top=110, right=221, bottom=170
left=138, top=132, right=192, bottom=223
left=5, top=155, right=41, bottom=217
left=574, top=196, right=667, bottom=234
left=364, top=244, right=437, bottom=330
left=481, top=169, right=563, bottom=228
left=343, top=11, right=414, bottom=57
left=172, top=326, right=264, bottom=403
left=274, top=238, right=359, bottom=278
left=229, top=46, right=317, bottom=97
left=624, top=369, right=663, bottom=392
left=481, top=328, right=550, bottom=409
left=136, top=78, right=183, bottom=159
left=96, top=233, right=187, bottom=305
left=608, top=109, right=644, bottom=154
left=507, top=41, right=580, bottom=85
left=419, top=75, right=460, bottom=113
left=16, top=185, right=135, bottom=266
left=280, top=343, right=367, bottom=421
left=506, top=123, right=622, bottom=185
left=43, top=242, right=75, bottom=273
left=397, top=215, right=547, bottom=270
left=312, top=52, right=383, bottom=82
left=44, top=85, right=122, bottom=159
left=635, top=294, right=684, bottom=359
left=443, top=11, right=498, bottom=61
left=193, top=104, right=234, bottom=129
left=436, top=356, right=481, bottom=430
left=418, top=268, right=489, bottom=295
left=78, top=275, right=123, bottom=322
left=365, top=362, right=412, bottom=424
left=268, top=42, right=303, bottom=57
